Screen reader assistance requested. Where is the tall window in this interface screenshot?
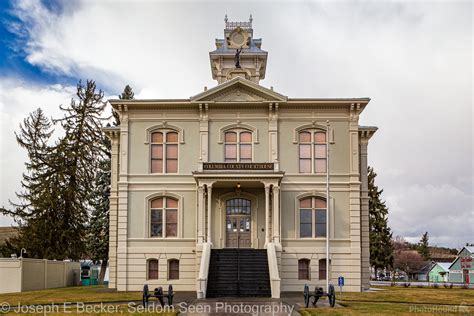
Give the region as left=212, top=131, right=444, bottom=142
left=224, top=130, right=252, bottom=162
left=168, top=259, right=179, bottom=280
left=319, top=259, right=327, bottom=280
left=298, top=259, right=310, bottom=280
left=148, top=259, right=159, bottom=280
left=150, top=197, right=178, bottom=238
left=299, top=197, right=327, bottom=238
left=151, top=130, right=178, bottom=173
left=299, top=130, right=326, bottom=173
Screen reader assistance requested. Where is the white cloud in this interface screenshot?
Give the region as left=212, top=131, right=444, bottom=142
left=1, top=1, right=472, bottom=247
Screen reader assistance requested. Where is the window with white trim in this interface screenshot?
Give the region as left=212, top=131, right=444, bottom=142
left=299, top=197, right=327, bottom=238
left=150, top=197, right=178, bottom=237
left=150, top=130, right=178, bottom=173
left=298, top=130, right=326, bottom=173
left=224, top=129, right=252, bottom=162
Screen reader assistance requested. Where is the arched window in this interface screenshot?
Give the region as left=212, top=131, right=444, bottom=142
left=147, top=259, right=159, bottom=280
left=151, top=130, right=178, bottom=173
left=298, top=259, right=310, bottom=280
left=224, top=130, right=252, bottom=162
left=299, top=197, right=327, bottom=238
left=150, top=197, right=178, bottom=237
left=319, top=259, right=327, bottom=280
left=298, top=130, right=326, bottom=173
left=168, top=259, right=179, bottom=280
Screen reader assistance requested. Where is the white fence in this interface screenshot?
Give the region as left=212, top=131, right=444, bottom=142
left=0, top=258, right=80, bottom=293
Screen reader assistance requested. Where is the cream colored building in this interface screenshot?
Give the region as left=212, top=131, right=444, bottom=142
left=105, top=17, right=376, bottom=297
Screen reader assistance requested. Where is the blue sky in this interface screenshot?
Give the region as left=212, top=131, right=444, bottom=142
left=0, top=0, right=472, bottom=248
left=0, top=0, right=78, bottom=87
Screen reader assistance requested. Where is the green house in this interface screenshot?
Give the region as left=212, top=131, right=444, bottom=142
left=428, top=262, right=450, bottom=283
left=448, top=247, right=474, bottom=284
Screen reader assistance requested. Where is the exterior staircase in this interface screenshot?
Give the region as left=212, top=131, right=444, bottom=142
left=206, top=249, right=271, bottom=297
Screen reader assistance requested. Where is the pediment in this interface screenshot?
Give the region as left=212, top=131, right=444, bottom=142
left=191, top=77, right=287, bottom=102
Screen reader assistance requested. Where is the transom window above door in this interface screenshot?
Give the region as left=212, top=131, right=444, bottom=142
left=224, top=130, right=252, bottom=162
left=226, top=198, right=251, bottom=215
left=150, top=129, right=178, bottom=173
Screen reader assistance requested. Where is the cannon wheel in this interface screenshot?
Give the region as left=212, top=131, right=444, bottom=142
left=142, top=284, right=149, bottom=306
left=303, top=284, right=310, bottom=308
left=328, top=284, right=336, bottom=308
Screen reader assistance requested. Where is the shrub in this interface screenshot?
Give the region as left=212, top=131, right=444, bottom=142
left=443, top=283, right=448, bottom=288
left=403, top=282, right=411, bottom=288
left=433, top=283, right=439, bottom=288
left=390, top=281, right=396, bottom=287
left=449, top=283, right=453, bottom=289
left=461, top=284, right=469, bottom=289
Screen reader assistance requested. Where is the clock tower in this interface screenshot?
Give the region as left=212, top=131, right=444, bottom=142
left=209, top=15, right=268, bottom=84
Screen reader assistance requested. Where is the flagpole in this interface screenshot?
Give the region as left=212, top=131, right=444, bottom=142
left=326, top=120, right=330, bottom=292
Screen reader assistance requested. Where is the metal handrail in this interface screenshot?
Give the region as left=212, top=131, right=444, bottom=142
left=237, top=235, right=240, bottom=296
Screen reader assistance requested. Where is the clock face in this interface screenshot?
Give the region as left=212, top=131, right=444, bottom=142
left=228, top=28, right=249, bottom=48
left=231, top=32, right=245, bottom=46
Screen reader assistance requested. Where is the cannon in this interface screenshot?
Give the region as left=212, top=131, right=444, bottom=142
left=142, top=284, right=174, bottom=307
left=303, top=284, right=336, bottom=308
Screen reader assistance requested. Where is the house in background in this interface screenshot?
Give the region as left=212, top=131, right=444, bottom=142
left=448, top=246, right=473, bottom=284
left=429, top=262, right=450, bottom=282
left=409, top=261, right=434, bottom=281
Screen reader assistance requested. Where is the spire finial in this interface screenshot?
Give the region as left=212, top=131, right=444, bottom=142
left=249, top=14, right=253, bottom=24
left=224, top=14, right=228, bottom=24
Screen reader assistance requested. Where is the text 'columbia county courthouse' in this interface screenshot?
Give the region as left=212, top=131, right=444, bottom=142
left=105, top=16, right=377, bottom=298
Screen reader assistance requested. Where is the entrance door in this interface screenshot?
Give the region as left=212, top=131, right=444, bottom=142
left=463, top=269, right=470, bottom=284
left=225, top=198, right=251, bottom=248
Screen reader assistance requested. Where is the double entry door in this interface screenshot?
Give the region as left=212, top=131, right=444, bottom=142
left=225, top=198, right=251, bottom=248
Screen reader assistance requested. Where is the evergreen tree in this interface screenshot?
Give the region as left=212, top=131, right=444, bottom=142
left=87, top=134, right=111, bottom=283
left=0, top=108, right=68, bottom=259
left=114, top=84, right=135, bottom=125
left=368, top=166, right=394, bottom=278
left=2, top=81, right=107, bottom=260
left=418, top=232, right=430, bottom=261
left=51, top=80, right=108, bottom=259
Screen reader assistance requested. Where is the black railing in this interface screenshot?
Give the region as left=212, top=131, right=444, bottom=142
left=237, top=235, right=240, bottom=296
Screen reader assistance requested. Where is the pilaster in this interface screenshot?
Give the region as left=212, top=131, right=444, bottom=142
left=268, top=103, right=279, bottom=171
left=116, top=108, right=129, bottom=291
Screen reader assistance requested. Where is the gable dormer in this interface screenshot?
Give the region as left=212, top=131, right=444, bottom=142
left=192, top=77, right=286, bottom=103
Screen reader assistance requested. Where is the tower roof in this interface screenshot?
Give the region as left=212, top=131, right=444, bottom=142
left=209, top=15, right=268, bottom=84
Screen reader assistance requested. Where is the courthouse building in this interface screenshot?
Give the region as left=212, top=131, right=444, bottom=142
left=105, top=16, right=377, bottom=297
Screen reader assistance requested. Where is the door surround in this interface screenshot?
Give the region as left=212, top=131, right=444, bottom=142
left=217, top=191, right=259, bottom=249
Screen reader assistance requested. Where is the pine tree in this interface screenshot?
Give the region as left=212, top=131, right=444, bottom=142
left=368, top=166, right=394, bottom=278
left=0, top=108, right=67, bottom=259
left=114, top=84, right=135, bottom=125
left=51, top=80, right=108, bottom=260
left=418, top=232, right=430, bottom=261
left=87, top=134, right=111, bottom=283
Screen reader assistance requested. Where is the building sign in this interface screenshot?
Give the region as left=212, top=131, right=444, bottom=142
left=203, top=163, right=274, bottom=171
left=460, top=256, right=472, bottom=269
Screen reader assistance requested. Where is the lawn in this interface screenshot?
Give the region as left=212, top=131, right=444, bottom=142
left=0, top=286, right=142, bottom=306
left=300, top=286, right=473, bottom=315
left=0, top=285, right=473, bottom=315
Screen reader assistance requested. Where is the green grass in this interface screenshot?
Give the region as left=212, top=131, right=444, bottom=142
left=299, top=286, right=474, bottom=315
left=0, top=285, right=473, bottom=315
left=339, top=286, right=474, bottom=305
left=300, top=301, right=471, bottom=316
left=0, top=286, right=142, bottom=306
